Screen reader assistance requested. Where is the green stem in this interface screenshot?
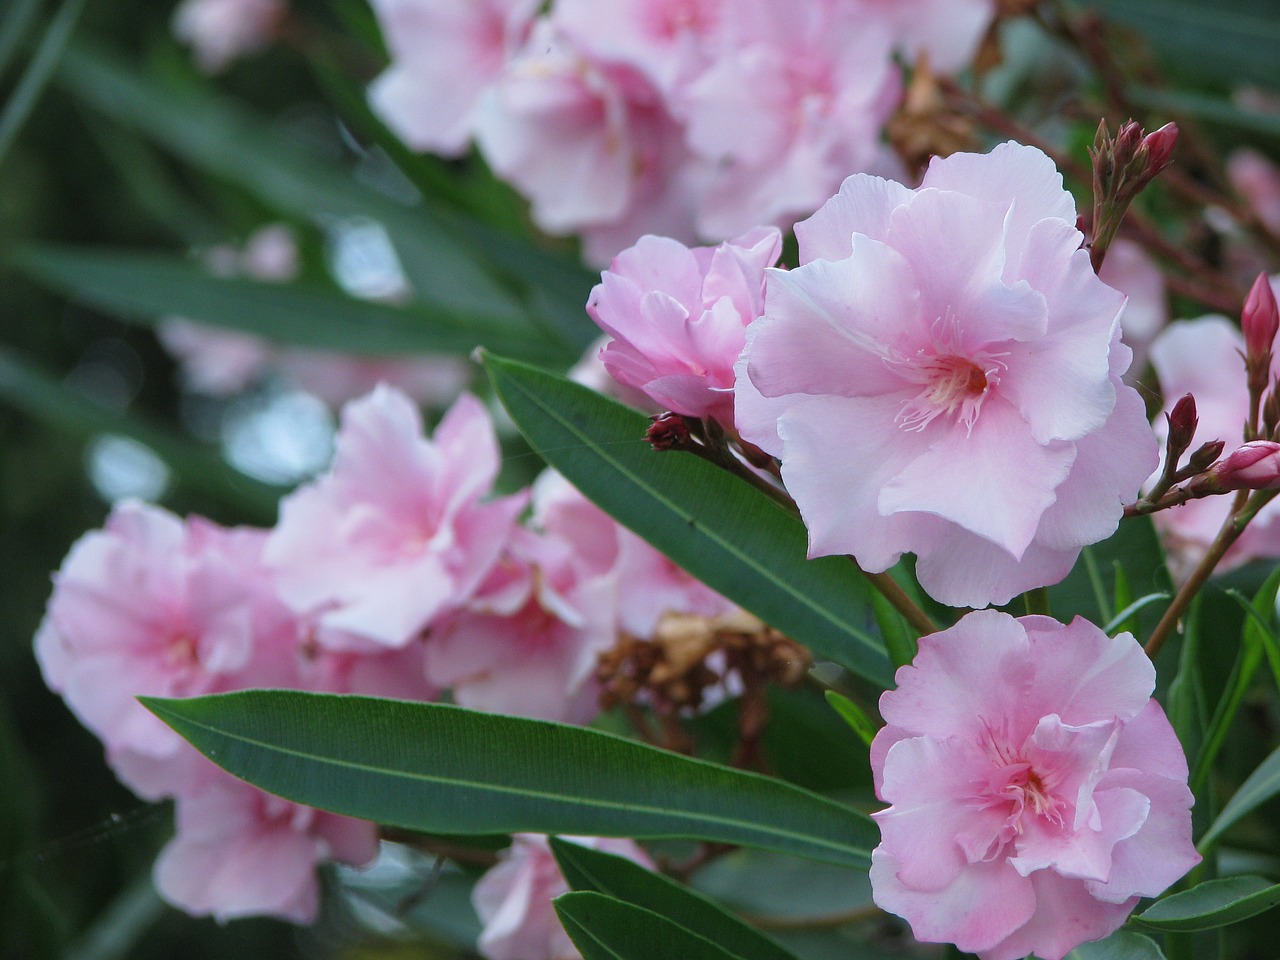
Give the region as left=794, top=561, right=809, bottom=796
left=1021, top=586, right=1052, bottom=618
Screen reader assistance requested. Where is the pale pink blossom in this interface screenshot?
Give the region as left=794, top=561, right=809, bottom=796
left=1228, top=148, right=1280, bottom=234
left=172, top=0, right=285, bottom=73
left=473, top=19, right=701, bottom=265
left=155, top=763, right=378, bottom=924
left=870, top=611, right=1198, bottom=960
left=851, top=0, right=995, bottom=73
left=34, top=502, right=293, bottom=777
left=264, top=387, right=526, bottom=650
left=1098, top=238, right=1168, bottom=380
left=1148, top=311, right=1280, bottom=577
left=588, top=226, right=781, bottom=425
left=736, top=142, right=1159, bottom=608
left=472, top=834, right=653, bottom=960
left=367, top=0, right=538, bottom=156
left=679, top=3, right=900, bottom=238
left=568, top=336, right=661, bottom=412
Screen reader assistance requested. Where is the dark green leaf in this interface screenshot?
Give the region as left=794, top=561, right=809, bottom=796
left=823, top=692, right=876, bottom=749
left=482, top=354, right=893, bottom=687
left=0, top=0, right=87, bottom=163
left=141, top=691, right=878, bottom=868
left=1200, top=744, right=1280, bottom=851
left=551, top=839, right=798, bottom=960
left=556, top=891, right=748, bottom=960
left=1136, top=875, right=1280, bottom=932
left=1066, top=929, right=1166, bottom=959
left=8, top=246, right=564, bottom=362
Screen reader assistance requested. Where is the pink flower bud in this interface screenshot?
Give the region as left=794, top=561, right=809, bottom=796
left=1166, top=393, right=1198, bottom=456
left=1141, top=122, right=1178, bottom=176
left=1243, top=272, right=1280, bottom=362
left=1210, top=440, right=1280, bottom=490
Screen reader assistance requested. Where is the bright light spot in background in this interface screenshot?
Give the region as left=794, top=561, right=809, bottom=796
left=221, top=388, right=335, bottom=486
left=86, top=435, right=171, bottom=503
left=325, top=217, right=410, bottom=301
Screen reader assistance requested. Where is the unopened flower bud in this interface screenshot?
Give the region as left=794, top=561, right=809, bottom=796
left=1166, top=393, right=1198, bottom=461
left=1187, top=438, right=1226, bottom=474
left=647, top=412, right=694, bottom=451
left=1115, top=119, right=1144, bottom=169
left=1141, top=122, right=1178, bottom=177
left=1243, top=272, right=1280, bottom=363
left=1208, top=441, right=1280, bottom=491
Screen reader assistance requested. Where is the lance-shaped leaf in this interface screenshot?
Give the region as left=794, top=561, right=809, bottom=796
left=141, top=691, right=878, bottom=869
left=8, top=246, right=567, bottom=363
left=550, top=839, right=798, bottom=960
left=483, top=354, right=893, bottom=686
left=1136, top=876, right=1280, bottom=932
left=1066, top=930, right=1167, bottom=959
left=1200, top=744, right=1280, bottom=851
left=556, top=891, right=749, bottom=960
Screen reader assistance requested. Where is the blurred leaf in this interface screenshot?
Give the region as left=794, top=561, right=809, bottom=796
left=1066, top=930, right=1167, bottom=959
left=8, top=245, right=567, bottom=362
left=55, top=44, right=526, bottom=326
left=0, top=0, right=41, bottom=80
left=691, top=848, right=874, bottom=923
left=1136, top=875, right=1280, bottom=931
left=762, top=688, right=874, bottom=793
left=1200, top=744, right=1280, bottom=851
left=142, top=691, right=879, bottom=868
left=483, top=354, right=893, bottom=687
left=1129, top=87, right=1280, bottom=141
left=64, top=876, right=165, bottom=960
left=551, top=839, right=798, bottom=960
left=0, top=346, right=283, bottom=522
left=1167, top=594, right=1209, bottom=763
left=1076, top=0, right=1280, bottom=88
left=0, top=0, right=87, bottom=164
left=556, top=891, right=747, bottom=960
left=823, top=692, right=876, bottom=749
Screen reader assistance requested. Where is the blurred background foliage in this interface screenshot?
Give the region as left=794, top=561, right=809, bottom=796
left=2, top=0, right=1280, bottom=958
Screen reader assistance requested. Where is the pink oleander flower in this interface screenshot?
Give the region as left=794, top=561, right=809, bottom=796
left=680, top=3, right=900, bottom=238
left=172, top=0, right=285, bottom=73
left=155, top=763, right=378, bottom=924
left=474, top=18, right=701, bottom=266
left=264, top=387, right=526, bottom=650
left=870, top=611, right=1199, bottom=960
left=367, top=0, right=538, bottom=156
left=852, top=0, right=996, bottom=74
left=1228, top=148, right=1280, bottom=234
left=472, top=834, right=653, bottom=960
left=1148, top=310, right=1280, bottom=577
left=34, top=501, right=294, bottom=777
left=736, top=142, right=1159, bottom=608
left=1098, top=238, right=1168, bottom=380
left=587, top=226, right=781, bottom=425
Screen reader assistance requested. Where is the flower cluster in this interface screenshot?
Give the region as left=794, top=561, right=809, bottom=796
left=36, top=385, right=733, bottom=927
left=367, top=0, right=995, bottom=263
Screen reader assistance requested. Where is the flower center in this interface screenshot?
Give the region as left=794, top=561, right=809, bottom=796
left=895, top=354, right=994, bottom=433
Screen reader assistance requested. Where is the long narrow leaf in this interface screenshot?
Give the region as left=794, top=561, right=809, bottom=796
left=1136, top=876, right=1280, bottom=932
left=0, top=0, right=41, bottom=81
left=8, top=246, right=565, bottom=362
left=551, top=839, right=799, bottom=960
left=483, top=354, right=893, bottom=686
left=1199, top=745, right=1280, bottom=851
left=0, top=0, right=87, bottom=163
left=556, top=891, right=749, bottom=960
left=141, top=691, right=879, bottom=869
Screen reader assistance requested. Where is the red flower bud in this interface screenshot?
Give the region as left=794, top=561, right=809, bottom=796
left=1243, top=272, right=1280, bottom=363
left=647, top=412, right=694, bottom=451
left=1209, top=441, right=1280, bottom=491
left=1167, top=393, right=1198, bottom=455
left=1141, top=122, right=1178, bottom=177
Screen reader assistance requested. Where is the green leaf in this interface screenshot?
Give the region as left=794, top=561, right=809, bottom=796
left=0, top=0, right=88, bottom=164
left=0, top=345, right=283, bottom=522
left=1136, top=875, right=1280, bottom=932
left=556, top=891, right=749, bottom=960
left=1076, top=0, right=1280, bottom=88
left=1066, top=929, right=1167, bottom=959
left=141, top=691, right=879, bottom=869
left=1199, top=744, right=1280, bottom=851
left=482, top=354, right=893, bottom=687
left=868, top=588, right=916, bottom=670
left=690, top=848, right=874, bottom=925
left=823, top=692, right=877, bottom=748
left=550, top=839, right=798, bottom=960
left=7, top=246, right=565, bottom=362
left=55, top=44, right=525, bottom=326
left=0, top=0, right=41, bottom=81
left=1128, top=86, right=1280, bottom=141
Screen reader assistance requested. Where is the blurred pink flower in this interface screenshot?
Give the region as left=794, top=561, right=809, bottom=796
left=172, top=0, right=285, bottom=73
left=736, top=142, right=1158, bottom=608
left=472, top=834, right=652, bottom=960
left=155, top=764, right=378, bottom=924
left=264, top=387, right=525, bottom=650
left=870, top=611, right=1198, bottom=960
left=35, top=502, right=293, bottom=776
left=1098, top=237, right=1168, bottom=380
left=474, top=19, right=700, bottom=266
left=1228, top=148, right=1280, bottom=234
left=367, top=0, right=538, bottom=155
left=588, top=226, right=781, bottom=425
left=679, top=3, right=900, bottom=238
left=1148, top=310, right=1280, bottom=578
left=852, top=0, right=995, bottom=73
